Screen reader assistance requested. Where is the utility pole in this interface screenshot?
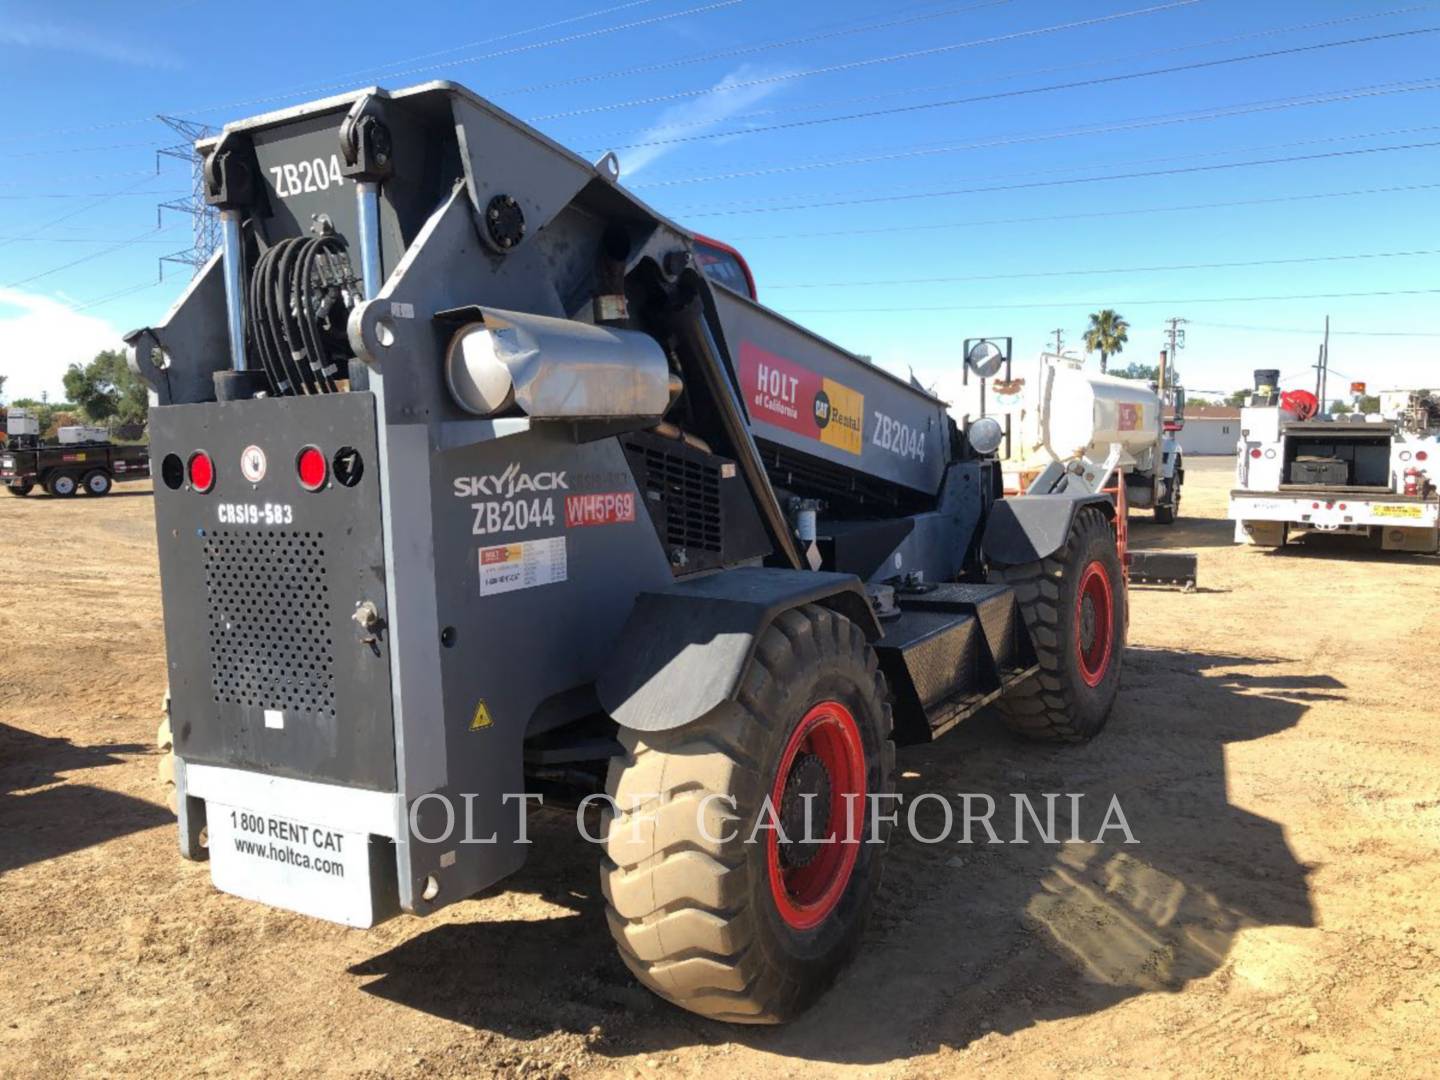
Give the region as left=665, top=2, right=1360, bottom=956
left=156, top=116, right=219, bottom=280
left=1050, top=328, right=1064, bottom=355
left=1321, top=315, right=1331, bottom=411
left=1160, top=316, right=1187, bottom=398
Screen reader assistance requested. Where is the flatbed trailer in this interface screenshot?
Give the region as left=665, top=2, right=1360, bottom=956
left=1, top=440, right=151, bottom=497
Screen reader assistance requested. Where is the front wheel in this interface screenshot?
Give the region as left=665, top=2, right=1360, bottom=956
left=5, top=483, right=33, bottom=497
left=602, top=603, right=894, bottom=1023
left=990, top=506, right=1126, bottom=741
left=83, top=469, right=113, bottom=496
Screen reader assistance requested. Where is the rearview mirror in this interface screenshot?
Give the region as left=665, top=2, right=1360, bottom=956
left=965, top=340, right=1005, bottom=378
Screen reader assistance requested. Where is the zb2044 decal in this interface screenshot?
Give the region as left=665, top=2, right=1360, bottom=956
left=268, top=155, right=347, bottom=198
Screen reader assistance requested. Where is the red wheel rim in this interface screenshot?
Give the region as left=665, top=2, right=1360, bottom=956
left=1074, top=560, right=1114, bottom=687
left=766, top=701, right=867, bottom=931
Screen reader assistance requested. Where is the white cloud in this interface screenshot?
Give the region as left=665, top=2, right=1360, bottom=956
left=620, top=64, right=792, bottom=177
left=0, top=19, right=179, bottom=69
left=0, top=290, right=128, bottom=402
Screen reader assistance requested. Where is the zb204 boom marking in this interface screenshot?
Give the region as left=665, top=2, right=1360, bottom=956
left=269, top=155, right=347, bottom=198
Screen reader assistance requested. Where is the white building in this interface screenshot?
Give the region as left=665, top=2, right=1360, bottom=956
left=1177, top=405, right=1241, bottom=456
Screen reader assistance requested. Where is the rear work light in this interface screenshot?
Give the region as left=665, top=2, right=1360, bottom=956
left=297, top=446, right=328, bottom=491
left=188, top=451, right=215, bottom=493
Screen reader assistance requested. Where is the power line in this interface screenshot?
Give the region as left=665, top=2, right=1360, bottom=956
left=302, top=0, right=673, bottom=89
left=627, top=79, right=1440, bottom=189
left=585, top=4, right=1440, bottom=144
left=169, top=0, right=750, bottom=119
left=531, top=0, right=1177, bottom=121
left=2, top=227, right=166, bottom=290
left=0, top=189, right=182, bottom=201
left=590, top=25, right=1440, bottom=154
left=69, top=279, right=171, bottom=313
left=783, top=288, right=1440, bottom=314
left=1192, top=319, right=1440, bottom=338
left=763, top=248, right=1440, bottom=289
left=727, top=181, right=1440, bottom=242
left=0, top=0, right=746, bottom=143
left=510, top=0, right=1017, bottom=104
left=0, top=176, right=166, bottom=251
left=683, top=138, right=1440, bottom=218
left=672, top=118, right=1440, bottom=210
left=0, top=233, right=180, bottom=244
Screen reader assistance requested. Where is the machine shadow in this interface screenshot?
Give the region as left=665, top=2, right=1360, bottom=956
left=350, top=645, right=1319, bottom=1065
left=1128, top=513, right=1235, bottom=551
left=0, top=722, right=170, bottom=876
left=1264, top=534, right=1439, bottom=564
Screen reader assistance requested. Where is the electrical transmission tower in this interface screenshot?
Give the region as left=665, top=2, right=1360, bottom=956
left=156, top=116, right=218, bottom=279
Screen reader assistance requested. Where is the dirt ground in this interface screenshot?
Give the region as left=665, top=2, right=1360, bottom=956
left=2, top=457, right=1438, bottom=1078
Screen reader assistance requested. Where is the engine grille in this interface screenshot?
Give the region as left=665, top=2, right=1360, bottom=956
left=203, top=529, right=335, bottom=719
left=635, top=443, right=723, bottom=552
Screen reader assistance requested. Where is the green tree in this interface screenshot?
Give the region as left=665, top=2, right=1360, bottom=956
left=61, top=349, right=148, bottom=428
left=1330, top=400, right=1353, bottom=415
left=1083, top=309, right=1129, bottom=374
left=1226, top=389, right=1250, bottom=407
left=1114, top=360, right=1182, bottom=386
left=1357, top=394, right=1380, bottom=413
left=0, top=373, right=7, bottom=403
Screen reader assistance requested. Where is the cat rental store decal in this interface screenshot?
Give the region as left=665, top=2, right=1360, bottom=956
left=740, top=342, right=864, bottom=455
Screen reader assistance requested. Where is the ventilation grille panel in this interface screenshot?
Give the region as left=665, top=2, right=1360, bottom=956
left=203, top=530, right=335, bottom=718
left=640, top=446, right=722, bottom=552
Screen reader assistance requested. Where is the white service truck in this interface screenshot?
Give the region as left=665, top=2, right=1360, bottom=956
left=1230, top=371, right=1439, bottom=552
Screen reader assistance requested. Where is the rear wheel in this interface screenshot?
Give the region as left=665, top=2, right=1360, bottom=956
left=602, top=604, right=894, bottom=1023
left=83, top=469, right=112, bottom=496
left=46, top=472, right=77, bottom=497
left=989, top=506, right=1126, bottom=741
left=5, top=483, right=32, bottom=497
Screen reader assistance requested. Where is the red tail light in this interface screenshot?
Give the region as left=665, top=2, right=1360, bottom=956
left=188, top=451, right=214, bottom=493
left=1250, top=448, right=1262, bottom=459
left=1418, top=450, right=1429, bottom=462
left=297, top=446, right=328, bottom=491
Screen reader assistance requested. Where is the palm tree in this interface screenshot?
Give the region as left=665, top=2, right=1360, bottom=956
left=1083, top=309, right=1130, bottom=374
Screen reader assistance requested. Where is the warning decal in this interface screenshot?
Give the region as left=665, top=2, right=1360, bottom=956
left=479, top=536, right=567, bottom=596
left=1373, top=504, right=1423, bottom=519
left=470, top=700, right=494, bottom=730
left=739, top=342, right=864, bottom=455
left=1117, top=403, right=1144, bottom=431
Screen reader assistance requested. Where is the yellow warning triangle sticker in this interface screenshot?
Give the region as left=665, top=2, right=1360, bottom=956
left=470, top=699, right=494, bottom=731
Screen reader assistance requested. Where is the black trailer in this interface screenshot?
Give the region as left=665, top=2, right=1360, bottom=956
left=1, top=439, right=150, bottom=497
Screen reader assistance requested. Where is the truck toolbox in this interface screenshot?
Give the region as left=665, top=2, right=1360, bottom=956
left=1289, top=456, right=1349, bottom=486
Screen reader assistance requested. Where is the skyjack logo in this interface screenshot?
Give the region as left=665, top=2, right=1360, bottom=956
left=453, top=464, right=569, bottom=499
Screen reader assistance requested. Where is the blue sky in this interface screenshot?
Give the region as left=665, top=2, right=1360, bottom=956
left=1, top=0, right=1437, bottom=404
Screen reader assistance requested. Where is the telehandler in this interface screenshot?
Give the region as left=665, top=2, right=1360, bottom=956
left=132, top=82, right=1126, bottom=1023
